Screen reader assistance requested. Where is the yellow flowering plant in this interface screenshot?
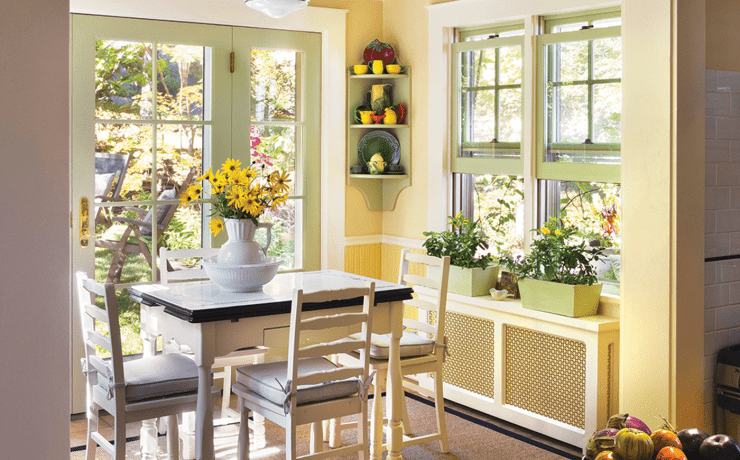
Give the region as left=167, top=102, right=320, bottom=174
left=180, top=158, right=291, bottom=236
left=501, top=218, right=605, bottom=285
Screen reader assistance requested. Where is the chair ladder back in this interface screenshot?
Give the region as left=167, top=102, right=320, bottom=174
left=398, top=249, right=451, bottom=345
left=75, top=271, right=126, bottom=395
left=159, top=246, right=219, bottom=284
left=286, top=283, right=375, bottom=399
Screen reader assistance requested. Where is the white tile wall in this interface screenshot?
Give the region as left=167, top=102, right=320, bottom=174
left=705, top=69, right=740, bottom=432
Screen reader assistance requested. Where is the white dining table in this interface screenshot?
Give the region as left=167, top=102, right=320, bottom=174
left=130, top=270, right=413, bottom=460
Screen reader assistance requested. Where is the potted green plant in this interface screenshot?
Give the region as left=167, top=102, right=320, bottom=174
left=501, top=218, right=606, bottom=317
left=422, top=213, right=498, bottom=297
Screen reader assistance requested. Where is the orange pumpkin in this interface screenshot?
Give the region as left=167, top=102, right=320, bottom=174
left=656, top=446, right=688, bottom=460
left=652, top=429, right=683, bottom=456
left=595, top=451, right=622, bottom=460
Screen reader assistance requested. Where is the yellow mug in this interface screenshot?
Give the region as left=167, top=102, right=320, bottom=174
left=386, top=64, right=402, bottom=74
left=359, top=110, right=374, bottom=124
left=352, top=64, right=368, bottom=75
left=370, top=60, right=384, bottom=75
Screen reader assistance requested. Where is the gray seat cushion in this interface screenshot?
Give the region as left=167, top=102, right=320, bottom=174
left=235, top=357, right=359, bottom=407
left=100, top=353, right=200, bottom=402
left=349, top=331, right=435, bottom=359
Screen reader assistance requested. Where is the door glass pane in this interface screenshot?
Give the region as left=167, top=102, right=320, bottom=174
left=156, top=44, right=205, bottom=121
left=95, top=123, right=152, bottom=203
left=593, top=82, right=621, bottom=144
left=251, top=125, right=296, bottom=195
left=255, top=199, right=298, bottom=270
left=95, top=40, right=152, bottom=120
left=156, top=124, right=203, bottom=196
left=251, top=50, right=297, bottom=122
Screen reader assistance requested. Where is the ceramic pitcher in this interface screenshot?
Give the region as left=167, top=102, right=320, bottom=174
left=217, top=219, right=273, bottom=266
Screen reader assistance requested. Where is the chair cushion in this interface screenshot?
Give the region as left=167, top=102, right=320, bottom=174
left=349, top=331, right=435, bottom=359
left=235, top=357, right=359, bottom=407
left=100, top=353, right=200, bottom=402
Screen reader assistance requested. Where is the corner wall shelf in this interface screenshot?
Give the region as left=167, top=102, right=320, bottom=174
left=347, top=68, right=411, bottom=211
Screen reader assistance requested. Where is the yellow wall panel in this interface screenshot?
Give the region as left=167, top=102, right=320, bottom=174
left=343, top=243, right=382, bottom=279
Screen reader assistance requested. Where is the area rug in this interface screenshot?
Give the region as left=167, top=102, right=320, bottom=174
left=71, top=393, right=581, bottom=459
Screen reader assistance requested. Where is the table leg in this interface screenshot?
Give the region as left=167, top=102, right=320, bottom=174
left=386, top=301, right=404, bottom=460
left=195, top=323, right=216, bottom=460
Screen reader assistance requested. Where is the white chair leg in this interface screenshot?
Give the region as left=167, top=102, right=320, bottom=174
left=310, top=422, right=323, bottom=454
left=369, top=372, right=386, bottom=460
left=179, top=411, right=196, bottom=460
left=237, top=398, right=250, bottom=460
left=287, top=415, right=298, bottom=460
left=85, top=405, right=98, bottom=460
left=322, top=419, right=330, bottom=442
left=165, top=415, right=179, bottom=460
left=433, top=370, right=449, bottom=453
left=221, top=366, right=233, bottom=417
left=114, top=414, right=127, bottom=460
left=253, top=411, right=266, bottom=449
left=329, top=417, right=342, bottom=448
left=359, top=392, right=370, bottom=460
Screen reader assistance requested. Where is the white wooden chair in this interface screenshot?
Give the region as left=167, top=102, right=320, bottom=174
left=75, top=271, right=219, bottom=460
left=232, top=283, right=376, bottom=460
left=159, top=247, right=270, bottom=458
left=333, top=249, right=451, bottom=459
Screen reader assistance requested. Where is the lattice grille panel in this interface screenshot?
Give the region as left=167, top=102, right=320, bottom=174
left=505, top=325, right=586, bottom=429
left=431, top=311, right=495, bottom=400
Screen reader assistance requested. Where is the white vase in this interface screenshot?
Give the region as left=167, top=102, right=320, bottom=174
left=217, top=219, right=273, bottom=266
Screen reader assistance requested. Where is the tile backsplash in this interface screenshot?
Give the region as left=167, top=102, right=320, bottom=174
left=705, top=68, right=740, bottom=433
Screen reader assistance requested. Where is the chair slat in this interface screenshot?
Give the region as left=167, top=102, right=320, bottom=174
left=300, top=312, right=368, bottom=331
left=298, top=339, right=365, bottom=360
left=164, top=267, right=208, bottom=282
left=84, top=303, right=109, bottom=324
left=87, top=354, right=110, bottom=377
left=403, top=297, right=439, bottom=314
left=301, top=287, right=370, bottom=304
left=404, top=252, right=446, bottom=267
left=295, top=366, right=363, bottom=387
left=402, top=273, right=440, bottom=290
left=402, top=318, right=437, bottom=336
left=82, top=276, right=107, bottom=296
left=87, top=330, right=112, bottom=352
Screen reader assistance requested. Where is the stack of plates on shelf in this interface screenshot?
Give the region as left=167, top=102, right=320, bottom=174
left=357, top=131, right=400, bottom=167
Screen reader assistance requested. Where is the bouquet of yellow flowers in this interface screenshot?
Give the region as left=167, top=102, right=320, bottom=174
left=180, top=158, right=291, bottom=236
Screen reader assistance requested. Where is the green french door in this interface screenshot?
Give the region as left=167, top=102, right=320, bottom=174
left=70, top=14, right=320, bottom=413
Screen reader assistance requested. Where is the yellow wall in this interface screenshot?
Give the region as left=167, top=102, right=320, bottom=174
left=707, top=0, right=740, bottom=71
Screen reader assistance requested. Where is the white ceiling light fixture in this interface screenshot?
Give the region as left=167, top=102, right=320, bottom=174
left=244, top=0, right=309, bottom=18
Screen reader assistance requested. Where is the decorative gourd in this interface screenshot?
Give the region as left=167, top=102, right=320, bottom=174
left=384, top=107, right=397, bottom=125
left=656, top=446, right=688, bottom=460
left=614, top=428, right=654, bottom=460
left=586, top=428, right=619, bottom=460
left=607, top=413, right=652, bottom=435
left=652, top=429, right=682, bottom=456
left=594, top=451, right=622, bottom=460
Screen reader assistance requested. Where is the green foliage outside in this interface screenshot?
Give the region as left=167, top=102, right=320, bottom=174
left=93, top=41, right=300, bottom=352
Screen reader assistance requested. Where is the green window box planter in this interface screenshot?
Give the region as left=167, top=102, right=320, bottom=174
left=518, top=278, right=602, bottom=318
left=430, top=265, right=499, bottom=297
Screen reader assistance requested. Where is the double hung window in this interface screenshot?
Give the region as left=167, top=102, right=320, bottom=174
left=451, top=9, right=622, bottom=283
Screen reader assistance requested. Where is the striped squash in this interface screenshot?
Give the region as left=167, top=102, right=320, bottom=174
left=615, top=428, right=654, bottom=460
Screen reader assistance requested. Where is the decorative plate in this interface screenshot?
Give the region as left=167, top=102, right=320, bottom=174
left=357, top=131, right=401, bottom=166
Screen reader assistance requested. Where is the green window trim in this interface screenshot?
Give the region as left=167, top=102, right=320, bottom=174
left=451, top=34, right=525, bottom=177
left=536, top=24, right=621, bottom=184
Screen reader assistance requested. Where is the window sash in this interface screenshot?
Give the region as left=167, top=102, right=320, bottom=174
left=452, top=35, right=525, bottom=176
left=536, top=25, right=621, bottom=183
